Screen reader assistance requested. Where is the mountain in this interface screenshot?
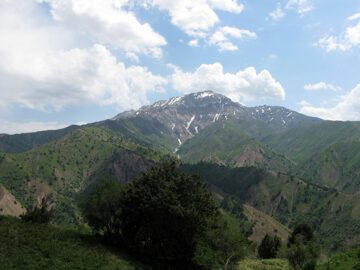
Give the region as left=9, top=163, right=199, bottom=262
left=298, top=140, right=360, bottom=192
left=114, top=91, right=321, bottom=149
left=2, top=90, right=360, bottom=249
left=180, top=162, right=360, bottom=250
left=0, top=126, right=162, bottom=224
left=177, top=118, right=294, bottom=172
left=264, top=121, right=360, bottom=163
left=0, top=125, right=80, bottom=153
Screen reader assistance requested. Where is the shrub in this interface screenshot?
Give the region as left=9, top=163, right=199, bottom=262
left=286, top=224, right=319, bottom=270
left=21, top=195, right=53, bottom=224
left=258, top=234, right=282, bottom=259
left=81, top=162, right=220, bottom=267
left=194, top=213, right=246, bottom=270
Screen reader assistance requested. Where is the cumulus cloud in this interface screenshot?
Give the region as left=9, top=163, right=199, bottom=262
left=304, top=82, right=341, bottom=92
left=0, top=0, right=167, bottom=113
left=39, top=0, right=166, bottom=58
left=146, top=0, right=244, bottom=37
left=142, top=0, right=250, bottom=51
left=317, top=13, right=360, bottom=52
left=170, top=63, right=285, bottom=103
left=299, top=84, right=360, bottom=121
left=0, top=44, right=167, bottom=111
left=209, top=26, right=257, bottom=52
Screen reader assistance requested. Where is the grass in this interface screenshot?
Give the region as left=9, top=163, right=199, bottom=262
left=237, top=259, right=290, bottom=270
left=0, top=216, right=144, bottom=270
left=317, top=250, right=360, bottom=270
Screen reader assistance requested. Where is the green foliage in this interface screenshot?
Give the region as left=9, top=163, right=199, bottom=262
left=258, top=234, right=282, bottom=259
left=286, top=224, right=319, bottom=270
left=20, top=196, right=53, bottom=224
left=288, top=224, right=314, bottom=245
left=82, top=162, right=219, bottom=267
left=317, top=249, right=360, bottom=270
left=194, top=213, right=247, bottom=270
left=221, top=196, right=253, bottom=237
left=80, top=181, right=124, bottom=240
left=0, top=216, right=142, bottom=270
left=237, top=259, right=290, bottom=270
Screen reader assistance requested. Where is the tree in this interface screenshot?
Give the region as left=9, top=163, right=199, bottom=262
left=21, top=195, right=53, bottom=224
left=120, top=162, right=218, bottom=264
left=81, top=162, right=219, bottom=266
left=80, top=181, right=124, bottom=242
left=193, top=213, right=246, bottom=270
left=288, top=224, right=314, bottom=246
left=258, top=234, right=281, bottom=259
left=286, top=224, right=319, bottom=270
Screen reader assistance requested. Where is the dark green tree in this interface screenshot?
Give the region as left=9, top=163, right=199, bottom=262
left=193, top=213, right=246, bottom=270
left=81, top=162, right=219, bottom=266
left=120, top=162, right=218, bottom=264
left=80, top=181, right=124, bottom=242
left=258, top=234, right=281, bottom=259
left=288, top=224, right=314, bottom=245
left=286, top=224, right=319, bottom=270
left=21, top=195, right=53, bottom=224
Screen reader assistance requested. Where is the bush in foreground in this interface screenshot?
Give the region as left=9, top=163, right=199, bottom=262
left=258, top=234, right=282, bottom=259
left=82, top=162, right=248, bottom=268
left=286, top=224, right=319, bottom=270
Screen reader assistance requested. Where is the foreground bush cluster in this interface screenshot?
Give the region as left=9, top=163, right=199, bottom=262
left=81, top=162, right=246, bottom=269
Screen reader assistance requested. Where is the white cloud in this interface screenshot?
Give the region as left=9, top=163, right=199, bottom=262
left=39, top=0, right=166, bottom=58
left=269, top=4, right=285, bottom=21
left=170, top=63, right=285, bottom=103
left=268, top=0, right=312, bottom=21
left=299, top=84, right=360, bottom=120
left=147, top=0, right=244, bottom=37
left=285, top=0, right=313, bottom=15
left=304, top=82, right=341, bottom=92
left=0, top=44, right=167, bottom=111
left=209, top=26, right=257, bottom=52
left=0, top=121, right=69, bottom=135
left=188, top=39, right=199, bottom=47
left=0, top=0, right=167, bottom=112
left=317, top=15, right=360, bottom=52
left=348, top=12, right=360, bottom=21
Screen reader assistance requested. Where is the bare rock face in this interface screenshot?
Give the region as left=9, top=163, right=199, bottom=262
left=0, top=185, right=25, bottom=217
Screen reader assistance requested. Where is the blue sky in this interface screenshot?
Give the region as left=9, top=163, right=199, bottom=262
left=0, top=0, right=360, bottom=134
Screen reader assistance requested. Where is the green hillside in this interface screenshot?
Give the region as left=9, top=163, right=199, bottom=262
left=178, top=119, right=294, bottom=172
left=265, top=121, right=360, bottom=163
left=298, top=140, right=360, bottom=193
left=0, top=125, right=79, bottom=153
left=0, top=126, right=163, bottom=224
left=180, top=163, right=360, bottom=250
left=0, top=216, right=143, bottom=270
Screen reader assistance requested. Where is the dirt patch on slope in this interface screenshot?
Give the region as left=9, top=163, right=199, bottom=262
left=243, top=204, right=290, bottom=245
left=0, top=186, right=25, bottom=217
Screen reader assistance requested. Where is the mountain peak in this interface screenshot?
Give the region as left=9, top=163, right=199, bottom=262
left=113, top=91, right=321, bottom=146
